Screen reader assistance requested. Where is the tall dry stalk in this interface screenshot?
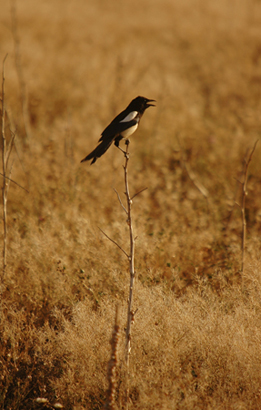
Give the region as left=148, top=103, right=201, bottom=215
left=11, top=0, right=32, bottom=142
left=177, top=135, right=209, bottom=200
left=99, top=140, right=146, bottom=408
left=240, top=139, right=258, bottom=273
left=105, top=305, right=121, bottom=410
left=1, top=54, right=8, bottom=276
left=0, top=56, right=25, bottom=279
left=123, top=141, right=145, bottom=410
left=123, top=141, right=135, bottom=364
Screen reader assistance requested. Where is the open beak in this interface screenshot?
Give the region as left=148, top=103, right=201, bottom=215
left=146, top=99, right=156, bottom=107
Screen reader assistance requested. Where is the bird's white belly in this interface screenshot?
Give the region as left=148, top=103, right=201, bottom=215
left=121, top=123, right=138, bottom=137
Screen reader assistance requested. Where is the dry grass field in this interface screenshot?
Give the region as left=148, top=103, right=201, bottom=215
left=1, top=0, right=261, bottom=408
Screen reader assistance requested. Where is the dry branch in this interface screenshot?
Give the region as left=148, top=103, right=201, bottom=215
left=100, top=139, right=144, bottom=408
left=131, top=186, right=148, bottom=201
left=177, top=135, right=209, bottom=199
left=0, top=171, right=28, bottom=193
left=123, top=141, right=135, bottom=364
left=121, top=140, right=136, bottom=410
left=241, top=139, right=259, bottom=273
left=1, top=54, right=8, bottom=276
left=1, top=55, right=28, bottom=277
left=105, top=305, right=121, bottom=410
left=98, top=227, right=129, bottom=259
left=113, top=188, right=127, bottom=214
left=11, top=0, right=32, bottom=141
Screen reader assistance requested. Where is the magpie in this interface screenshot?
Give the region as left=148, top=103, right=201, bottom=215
left=81, top=96, right=155, bottom=164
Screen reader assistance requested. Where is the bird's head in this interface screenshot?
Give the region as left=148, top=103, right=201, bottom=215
left=130, top=96, right=156, bottom=113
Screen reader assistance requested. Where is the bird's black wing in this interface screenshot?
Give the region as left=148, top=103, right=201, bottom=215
left=98, top=119, right=138, bottom=143
left=80, top=119, right=138, bottom=164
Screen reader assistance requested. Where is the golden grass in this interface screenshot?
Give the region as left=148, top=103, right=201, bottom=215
left=1, top=0, right=261, bottom=408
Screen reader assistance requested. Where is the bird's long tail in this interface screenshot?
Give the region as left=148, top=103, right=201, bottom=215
left=81, top=139, right=113, bottom=165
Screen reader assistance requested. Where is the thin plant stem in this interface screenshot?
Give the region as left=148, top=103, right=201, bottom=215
left=99, top=139, right=143, bottom=408
left=98, top=226, right=129, bottom=259
left=113, top=188, right=128, bottom=214
left=124, top=141, right=135, bottom=363
left=0, top=171, right=29, bottom=193
left=1, top=54, right=8, bottom=276
left=11, top=0, right=32, bottom=141
left=105, top=305, right=120, bottom=410
left=177, top=135, right=209, bottom=199
left=122, top=140, right=136, bottom=410
left=241, top=139, right=259, bottom=274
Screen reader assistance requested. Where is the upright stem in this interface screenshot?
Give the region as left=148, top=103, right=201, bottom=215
left=105, top=305, right=120, bottom=410
left=1, top=55, right=8, bottom=276
left=123, top=140, right=135, bottom=410
left=124, top=140, right=135, bottom=364
left=241, top=178, right=247, bottom=274
left=241, top=139, right=258, bottom=274
left=11, top=0, right=31, bottom=141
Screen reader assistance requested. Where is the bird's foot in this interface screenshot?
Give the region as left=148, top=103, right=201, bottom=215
left=124, top=139, right=130, bottom=159
left=116, top=145, right=127, bottom=155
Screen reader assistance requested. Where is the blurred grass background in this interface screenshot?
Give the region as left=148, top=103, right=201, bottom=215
left=1, top=0, right=261, bottom=408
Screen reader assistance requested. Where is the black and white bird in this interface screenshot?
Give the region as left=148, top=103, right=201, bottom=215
left=81, top=96, right=155, bottom=164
